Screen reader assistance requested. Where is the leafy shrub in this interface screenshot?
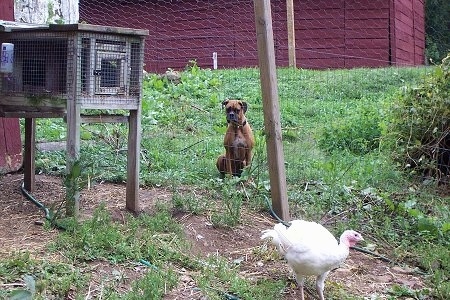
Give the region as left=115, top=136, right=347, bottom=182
left=141, top=60, right=221, bottom=130
left=318, top=99, right=382, bottom=155
left=425, top=0, right=450, bottom=63
left=383, top=54, right=450, bottom=181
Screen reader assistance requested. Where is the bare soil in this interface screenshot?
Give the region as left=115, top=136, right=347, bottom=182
left=0, top=173, right=426, bottom=299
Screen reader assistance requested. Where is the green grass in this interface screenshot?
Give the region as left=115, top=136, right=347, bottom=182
left=5, top=62, right=448, bottom=299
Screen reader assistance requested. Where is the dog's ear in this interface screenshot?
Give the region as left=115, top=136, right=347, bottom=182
left=240, top=101, right=248, bottom=113
left=221, top=99, right=229, bottom=109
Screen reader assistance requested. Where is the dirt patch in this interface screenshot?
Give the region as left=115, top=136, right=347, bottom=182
left=0, top=174, right=426, bottom=299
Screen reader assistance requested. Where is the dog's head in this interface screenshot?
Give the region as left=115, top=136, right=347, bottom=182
left=222, top=99, right=248, bottom=125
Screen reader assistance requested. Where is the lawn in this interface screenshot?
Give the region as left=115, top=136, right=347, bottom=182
left=0, top=62, right=448, bottom=299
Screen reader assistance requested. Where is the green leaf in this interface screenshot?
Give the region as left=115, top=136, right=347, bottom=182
left=23, top=275, right=35, bottom=294
left=408, top=208, right=423, bottom=218
left=417, top=218, right=439, bottom=236
left=9, top=290, right=33, bottom=300
left=442, top=222, right=450, bottom=233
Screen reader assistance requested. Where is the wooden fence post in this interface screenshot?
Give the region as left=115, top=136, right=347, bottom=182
left=286, top=0, right=296, bottom=68
left=254, top=0, right=290, bottom=221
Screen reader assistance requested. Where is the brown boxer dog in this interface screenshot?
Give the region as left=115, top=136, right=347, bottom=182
left=216, top=99, right=255, bottom=177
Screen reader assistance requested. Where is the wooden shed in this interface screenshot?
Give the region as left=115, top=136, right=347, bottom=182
left=79, top=0, right=425, bottom=72
left=0, top=21, right=148, bottom=214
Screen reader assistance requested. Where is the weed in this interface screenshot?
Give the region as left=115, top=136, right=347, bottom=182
left=22, top=64, right=448, bottom=298
left=382, top=54, right=450, bottom=182
left=195, top=255, right=286, bottom=300
left=0, top=253, right=86, bottom=298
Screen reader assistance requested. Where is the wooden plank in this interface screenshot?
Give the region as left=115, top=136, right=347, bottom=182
left=0, top=111, right=64, bottom=118
left=346, top=0, right=389, bottom=10
left=396, top=39, right=415, bottom=52
left=49, top=23, right=149, bottom=36
left=395, top=48, right=415, bottom=63
left=396, top=31, right=414, bottom=44
left=234, top=58, right=258, bottom=68
left=345, top=19, right=388, bottom=30
left=345, top=58, right=388, bottom=68
left=0, top=95, right=66, bottom=108
left=298, top=58, right=345, bottom=69
left=345, top=9, right=389, bottom=19
left=395, top=10, right=414, bottom=26
left=156, top=36, right=234, bottom=49
left=296, top=0, right=344, bottom=10
left=345, top=48, right=389, bottom=60
left=297, top=28, right=345, bottom=39
left=297, top=48, right=346, bottom=59
left=345, top=28, right=389, bottom=39
left=254, top=0, right=289, bottom=221
left=296, top=9, right=345, bottom=20
left=296, top=18, right=344, bottom=30
left=297, top=38, right=345, bottom=48
left=395, top=0, right=413, bottom=14
left=345, top=38, right=389, bottom=48
left=79, top=114, right=128, bottom=124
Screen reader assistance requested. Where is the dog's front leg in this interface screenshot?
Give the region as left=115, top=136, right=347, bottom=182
left=225, top=148, right=233, bottom=175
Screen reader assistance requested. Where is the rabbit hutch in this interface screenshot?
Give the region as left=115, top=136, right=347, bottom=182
left=0, top=21, right=148, bottom=215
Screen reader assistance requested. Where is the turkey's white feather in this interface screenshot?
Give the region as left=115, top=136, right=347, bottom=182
left=261, top=219, right=363, bottom=300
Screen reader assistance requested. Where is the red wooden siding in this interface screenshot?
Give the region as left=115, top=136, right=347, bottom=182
left=79, top=0, right=424, bottom=72
left=0, top=119, right=23, bottom=174
left=392, top=0, right=425, bottom=66
left=0, top=0, right=23, bottom=174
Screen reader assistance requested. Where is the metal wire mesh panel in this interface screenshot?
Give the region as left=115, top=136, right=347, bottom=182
left=79, top=0, right=425, bottom=72
left=76, top=30, right=146, bottom=108
left=0, top=22, right=147, bottom=115
left=0, top=27, right=69, bottom=115
left=80, top=0, right=260, bottom=72
left=73, top=0, right=439, bottom=186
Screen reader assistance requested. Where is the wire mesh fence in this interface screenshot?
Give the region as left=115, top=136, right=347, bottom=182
left=79, top=0, right=426, bottom=72
left=68, top=0, right=448, bottom=200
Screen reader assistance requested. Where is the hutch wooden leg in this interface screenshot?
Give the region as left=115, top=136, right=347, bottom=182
left=126, top=109, right=141, bottom=213
left=65, top=101, right=81, bottom=216
left=23, top=118, right=35, bottom=192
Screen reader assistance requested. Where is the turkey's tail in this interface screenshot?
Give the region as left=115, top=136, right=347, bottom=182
left=261, top=223, right=293, bottom=255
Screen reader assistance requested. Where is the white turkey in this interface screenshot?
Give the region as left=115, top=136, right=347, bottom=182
left=261, top=220, right=364, bottom=300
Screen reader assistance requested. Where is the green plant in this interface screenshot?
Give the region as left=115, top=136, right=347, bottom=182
left=387, top=284, right=431, bottom=299
left=0, top=253, right=86, bottom=298
left=210, top=177, right=244, bottom=227
left=108, top=268, right=178, bottom=300
left=425, top=0, right=450, bottom=63
left=383, top=54, right=450, bottom=182
left=194, top=255, right=286, bottom=300
left=318, top=98, right=382, bottom=155
left=171, top=190, right=210, bottom=215
left=7, top=275, right=35, bottom=300
left=25, top=64, right=449, bottom=298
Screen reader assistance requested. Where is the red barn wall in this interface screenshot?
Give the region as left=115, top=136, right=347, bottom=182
left=79, top=0, right=424, bottom=72
left=391, top=0, right=425, bottom=66
left=0, top=0, right=23, bottom=174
